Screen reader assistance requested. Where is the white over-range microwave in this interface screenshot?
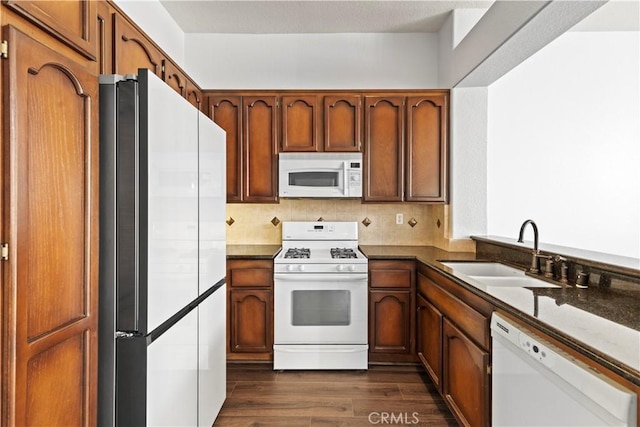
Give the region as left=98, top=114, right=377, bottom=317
left=278, top=152, right=363, bottom=198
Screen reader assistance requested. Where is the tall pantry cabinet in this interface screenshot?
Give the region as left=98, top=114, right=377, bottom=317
left=1, top=3, right=100, bottom=426
left=1, top=1, right=203, bottom=425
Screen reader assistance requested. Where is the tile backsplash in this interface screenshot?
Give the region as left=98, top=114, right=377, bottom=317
left=226, top=199, right=473, bottom=251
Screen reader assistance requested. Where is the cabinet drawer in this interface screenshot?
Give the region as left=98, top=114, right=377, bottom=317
left=227, top=260, right=273, bottom=288
left=420, top=273, right=489, bottom=350
left=370, top=269, right=412, bottom=288
left=369, top=260, right=414, bottom=288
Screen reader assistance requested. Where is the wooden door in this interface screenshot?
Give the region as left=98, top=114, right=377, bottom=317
left=112, top=13, right=162, bottom=76
left=243, top=96, right=278, bottom=203
left=186, top=82, right=202, bottom=112
left=4, top=0, right=97, bottom=60
left=208, top=95, right=242, bottom=202
left=96, top=1, right=113, bottom=75
left=443, top=318, right=490, bottom=427
left=363, top=96, right=404, bottom=202
left=229, top=290, right=272, bottom=353
left=161, top=58, right=186, bottom=97
left=324, top=95, right=361, bottom=152
left=281, top=95, right=318, bottom=152
left=417, top=293, right=443, bottom=392
left=406, top=94, right=448, bottom=202
left=369, top=291, right=411, bottom=353
left=1, top=25, right=99, bottom=426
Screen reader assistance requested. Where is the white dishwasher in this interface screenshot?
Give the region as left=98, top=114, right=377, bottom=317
left=491, top=312, right=637, bottom=427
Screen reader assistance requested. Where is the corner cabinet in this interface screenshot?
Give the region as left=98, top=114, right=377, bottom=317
left=416, top=264, right=493, bottom=427
left=208, top=95, right=279, bottom=203
left=226, top=259, right=274, bottom=360
left=368, top=260, right=416, bottom=363
left=363, top=92, right=449, bottom=203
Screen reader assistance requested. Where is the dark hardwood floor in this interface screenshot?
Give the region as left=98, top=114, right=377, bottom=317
left=214, top=363, right=458, bottom=426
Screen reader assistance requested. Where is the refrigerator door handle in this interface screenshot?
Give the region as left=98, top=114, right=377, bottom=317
left=116, top=331, right=142, bottom=339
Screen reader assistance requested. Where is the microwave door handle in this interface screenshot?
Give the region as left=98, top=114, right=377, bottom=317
left=343, top=161, right=348, bottom=195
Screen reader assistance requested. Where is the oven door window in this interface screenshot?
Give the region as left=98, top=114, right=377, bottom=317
left=288, top=171, right=339, bottom=188
left=291, top=290, right=350, bottom=326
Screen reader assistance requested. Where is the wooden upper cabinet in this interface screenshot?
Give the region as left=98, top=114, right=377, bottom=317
left=162, top=59, right=186, bottom=97
left=243, top=96, right=279, bottom=202
left=324, top=95, right=362, bottom=152
left=2, top=25, right=99, bottom=426
left=112, top=13, right=162, bottom=76
left=186, top=82, right=203, bottom=111
left=363, top=96, right=405, bottom=202
left=4, top=0, right=97, bottom=60
left=209, top=96, right=242, bottom=202
left=281, top=95, right=319, bottom=152
left=406, top=94, right=448, bottom=202
left=97, top=1, right=114, bottom=75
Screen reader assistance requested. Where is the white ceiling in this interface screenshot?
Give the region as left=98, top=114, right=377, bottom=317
left=159, top=0, right=639, bottom=34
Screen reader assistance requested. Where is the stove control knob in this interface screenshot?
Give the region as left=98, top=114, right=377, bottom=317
left=298, top=265, right=305, bottom=272
left=348, top=265, right=356, bottom=272
left=287, top=265, right=294, bottom=272
left=337, top=265, right=345, bottom=272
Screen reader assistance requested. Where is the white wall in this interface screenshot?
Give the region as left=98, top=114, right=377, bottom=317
left=487, top=31, right=640, bottom=258
left=185, top=33, right=438, bottom=89
left=114, top=0, right=186, bottom=66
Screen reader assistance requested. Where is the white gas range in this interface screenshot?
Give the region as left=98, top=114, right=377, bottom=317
left=273, top=221, right=368, bottom=370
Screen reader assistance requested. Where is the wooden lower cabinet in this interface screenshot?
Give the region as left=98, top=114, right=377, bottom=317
left=416, top=294, right=442, bottom=391
left=443, top=318, right=490, bottom=427
left=229, top=289, right=272, bottom=353
left=368, top=260, right=416, bottom=363
left=226, top=259, right=274, bottom=361
left=416, top=265, right=492, bottom=427
left=369, top=290, right=411, bottom=353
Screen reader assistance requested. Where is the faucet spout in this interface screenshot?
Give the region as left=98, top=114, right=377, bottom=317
left=518, top=219, right=539, bottom=251
left=518, top=219, right=541, bottom=273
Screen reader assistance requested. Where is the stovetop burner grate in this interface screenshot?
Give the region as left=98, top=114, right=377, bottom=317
left=330, top=248, right=357, bottom=259
left=283, top=248, right=311, bottom=259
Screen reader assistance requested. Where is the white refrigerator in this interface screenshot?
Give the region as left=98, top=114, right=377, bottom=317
left=98, top=69, right=226, bottom=426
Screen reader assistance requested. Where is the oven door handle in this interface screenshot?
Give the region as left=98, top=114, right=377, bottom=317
left=274, top=273, right=368, bottom=282
left=275, top=346, right=368, bottom=354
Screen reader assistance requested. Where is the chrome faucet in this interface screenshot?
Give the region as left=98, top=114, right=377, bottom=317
left=518, top=219, right=541, bottom=273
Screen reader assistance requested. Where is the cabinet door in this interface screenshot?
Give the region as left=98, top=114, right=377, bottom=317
left=97, top=1, right=113, bottom=74
left=417, top=294, right=443, bottom=392
left=369, top=290, right=411, bottom=354
left=2, top=25, right=99, bottom=426
left=113, top=13, right=162, bottom=76
left=4, top=0, right=97, bottom=60
left=443, top=318, right=490, bottom=427
left=229, top=289, right=273, bottom=353
left=209, top=96, right=242, bottom=202
left=363, top=96, right=404, bottom=202
left=323, top=95, right=361, bottom=152
left=406, top=94, right=448, bottom=202
left=162, top=59, right=187, bottom=97
left=186, top=82, right=203, bottom=112
left=281, top=95, right=319, bottom=152
left=243, top=96, right=279, bottom=202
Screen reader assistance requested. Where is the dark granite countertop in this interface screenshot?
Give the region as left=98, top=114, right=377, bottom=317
left=360, top=245, right=640, bottom=387
left=227, top=244, right=281, bottom=259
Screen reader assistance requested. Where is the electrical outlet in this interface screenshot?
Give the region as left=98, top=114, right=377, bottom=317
left=396, top=213, right=403, bottom=225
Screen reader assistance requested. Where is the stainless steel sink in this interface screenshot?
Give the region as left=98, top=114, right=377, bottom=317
left=441, top=261, right=560, bottom=289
